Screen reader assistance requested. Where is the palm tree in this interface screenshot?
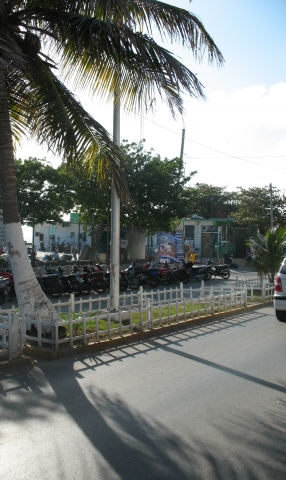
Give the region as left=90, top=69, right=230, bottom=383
left=247, top=227, right=286, bottom=283
left=0, top=0, right=224, bottom=322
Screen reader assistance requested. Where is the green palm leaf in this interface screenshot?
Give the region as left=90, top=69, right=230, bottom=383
left=7, top=56, right=130, bottom=200
left=248, top=227, right=286, bottom=282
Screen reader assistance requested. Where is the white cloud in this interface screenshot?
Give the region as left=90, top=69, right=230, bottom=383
left=15, top=82, right=286, bottom=192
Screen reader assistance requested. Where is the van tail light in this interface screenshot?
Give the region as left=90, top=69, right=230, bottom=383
left=274, top=275, right=283, bottom=292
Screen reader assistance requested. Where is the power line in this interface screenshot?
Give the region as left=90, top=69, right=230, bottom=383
left=136, top=113, right=286, bottom=169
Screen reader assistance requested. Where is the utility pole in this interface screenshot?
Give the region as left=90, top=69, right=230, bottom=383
left=269, top=183, right=274, bottom=229
left=91, top=212, right=95, bottom=265
left=110, top=92, right=120, bottom=311
left=179, top=128, right=185, bottom=178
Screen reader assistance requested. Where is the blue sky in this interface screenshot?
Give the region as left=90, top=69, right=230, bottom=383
left=17, top=0, right=286, bottom=193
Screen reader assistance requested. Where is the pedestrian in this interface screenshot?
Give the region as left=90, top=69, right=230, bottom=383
left=67, top=235, right=74, bottom=253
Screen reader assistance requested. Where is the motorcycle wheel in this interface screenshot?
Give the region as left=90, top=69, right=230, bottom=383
left=178, top=272, right=189, bottom=284
left=128, top=276, right=141, bottom=290
left=148, top=277, right=159, bottom=288
left=71, top=283, right=82, bottom=296
left=49, top=284, right=63, bottom=298
left=82, top=281, right=92, bottom=295
left=0, top=291, right=6, bottom=305
left=160, top=273, right=173, bottom=285
left=120, top=278, right=128, bottom=291
left=221, top=269, right=230, bottom=279
left=94, top=281, right=107, bottom=294
left=204, top=271, right=212, bottom=281
left=170, top=273, right=178, bottom=284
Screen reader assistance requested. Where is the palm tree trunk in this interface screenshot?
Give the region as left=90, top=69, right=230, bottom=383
left=0, top=71, right=57, bottom=323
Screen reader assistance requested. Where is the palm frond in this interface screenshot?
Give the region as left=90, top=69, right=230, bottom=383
left=18, top=10, right=205, bottom=114
left=7, top=57, right=131, bottom=202
left=248, top=227, right=286, bottom=282
left=20, top=0, right=224, bottom=65
left=93, top=0, right=224, bottom=66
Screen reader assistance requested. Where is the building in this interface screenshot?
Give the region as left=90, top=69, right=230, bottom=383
left=146, top=217, right=236, bottom=264
left=31, top=213, right=146, bottom=263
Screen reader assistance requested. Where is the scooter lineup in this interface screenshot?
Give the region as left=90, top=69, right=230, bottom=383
left=0, top=257, right=232, bottom=305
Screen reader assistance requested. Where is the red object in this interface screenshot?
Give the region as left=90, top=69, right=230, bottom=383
left=274, top=275, right=282, bottom=292
left=0, top=271, right=14, bottom=285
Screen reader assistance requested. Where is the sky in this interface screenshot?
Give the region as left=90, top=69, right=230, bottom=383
left=17, top=0, right=286, bottom=196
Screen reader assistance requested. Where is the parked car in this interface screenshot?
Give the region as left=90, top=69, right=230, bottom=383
left=273, top=258, right=286, bottom=322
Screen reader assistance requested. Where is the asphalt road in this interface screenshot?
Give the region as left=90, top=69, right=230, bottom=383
left=1, top=305, right=285, bottom=479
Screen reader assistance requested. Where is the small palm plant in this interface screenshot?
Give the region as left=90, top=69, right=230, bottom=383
left=247, top=227, right=286, bottom=283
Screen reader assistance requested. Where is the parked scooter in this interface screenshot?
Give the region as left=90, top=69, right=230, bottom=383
left=0, top=276, right=11, bottom=304
left=82, top=264, right=129, bottom=293
left=37, top=270, right=63, bottom=298
left=71, top=265, right=92, bottom=295
left=127, top=261, right=160, bottom=288
left=57, top=266, right=83, bottom=296
left=206, top=260, right=230, bottom=279
left=0, top=268, right=16, bottom=301
left=186, top=261, right=212, bottom=281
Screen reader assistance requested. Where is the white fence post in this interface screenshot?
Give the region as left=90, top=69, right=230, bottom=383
left=180, top=282, right=184, bottom=300
left=69, top=293, right=75, bottom=315
left=8, top=314, right=20, bottom=361
left=139, top=286, right=144, bottom=308
left=51, top=311, right=59, bottom=351
left=146, top=298, right=150, bottom=329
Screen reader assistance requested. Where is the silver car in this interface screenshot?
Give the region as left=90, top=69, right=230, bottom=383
left=274, top=258, right=286, bottom=322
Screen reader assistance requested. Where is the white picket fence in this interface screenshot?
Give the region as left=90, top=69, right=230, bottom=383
left=0, top=313, right=22, bottom=360
left=0, top=281, right=274, bottom=358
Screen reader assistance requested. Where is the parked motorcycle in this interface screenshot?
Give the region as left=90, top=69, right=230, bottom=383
left=71, top=265, right=92, bottom=295
left=0, top=268, right=16, bottom=301
left=206, top=260, right=230, bottom=279
left=144, top=262, right=176, bottom=286
left=57, top=266, right=83, bottom=296
left=37, top=272, right=63, bottom=298
left=185, top=261, right=212, bottom=281
left=82, top=265, right=129, bottom=293
left=127, top=261, right=159, bottom=288
left=0, top=276, right=11, bottom=304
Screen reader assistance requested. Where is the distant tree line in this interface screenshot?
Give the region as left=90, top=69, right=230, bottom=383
left=1, top=145, right=285, bottom=236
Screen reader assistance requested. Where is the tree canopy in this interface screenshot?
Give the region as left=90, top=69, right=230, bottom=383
left=184, top=183, right=237, bottom=219
left=232, top=187, right=286, bottom=233
left=67, top=141, right=197, bottom=233
left=15, top=158, right=76, bottom=225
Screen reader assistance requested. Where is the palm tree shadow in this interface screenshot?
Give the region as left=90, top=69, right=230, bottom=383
left=42, top=362, right=196, bottom=479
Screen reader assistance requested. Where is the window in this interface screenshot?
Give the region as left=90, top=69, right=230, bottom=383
left=185, top=225, right=194, bottom=239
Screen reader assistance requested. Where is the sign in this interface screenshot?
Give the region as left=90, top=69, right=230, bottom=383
left=157, top=232, right=184, bottom=263
left=120, top=239, right=129, bottom=249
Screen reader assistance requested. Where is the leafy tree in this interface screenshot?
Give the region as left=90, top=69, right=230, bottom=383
left=15, top=158, right=76, bottom=224
left=185, top=183, right=237, bottom=219
left=74, top=141, right=196, bottom=233
left=233, top=187, right=286, bottom=233
left=247, top=227, right=286, bottom=282
left=0, top=0, right=223, bottom=321
left=121, top=141, right=196, bottom=232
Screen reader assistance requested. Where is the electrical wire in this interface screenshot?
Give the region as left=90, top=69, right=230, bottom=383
left=135, top=113, right=286, bottom=169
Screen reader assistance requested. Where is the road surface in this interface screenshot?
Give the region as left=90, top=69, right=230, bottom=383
left=1, top=305, right=285, bottom=479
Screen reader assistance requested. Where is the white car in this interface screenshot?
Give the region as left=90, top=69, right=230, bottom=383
left=274, top=258, right=286, bottom=322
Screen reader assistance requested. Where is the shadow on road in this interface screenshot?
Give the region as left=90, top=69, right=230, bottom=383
left=0, top=308, right=285, bottom=479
